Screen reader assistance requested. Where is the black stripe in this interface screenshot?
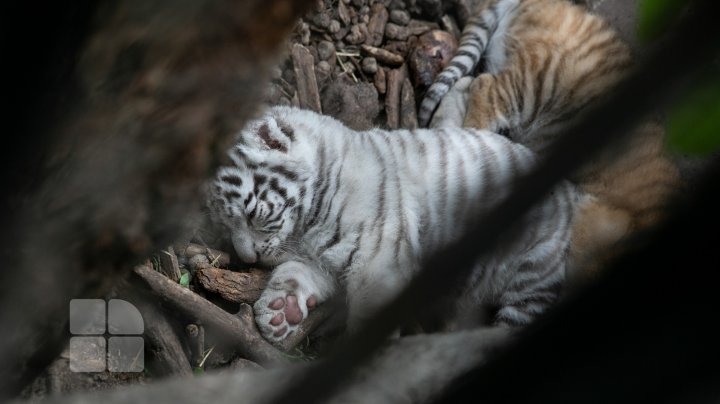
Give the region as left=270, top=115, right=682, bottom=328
left=223, top=190, right=241, bottom=200
left=305, top=141, right=328, bottom=228
left=268, top=177, right=288, bottom=199
left=268, top=164, right=299, bottom=181
left=221, top=174, right=242, bottom=186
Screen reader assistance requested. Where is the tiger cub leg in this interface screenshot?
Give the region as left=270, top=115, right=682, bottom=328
left=463, top=73, right=513, bottom=132
left=429, top=76, right=473, bottom=128
left=495, top=278, right=563, bottom=327
left=566, top=195, right=632, bottom=284
left=253, top=261, right=335, bottom=342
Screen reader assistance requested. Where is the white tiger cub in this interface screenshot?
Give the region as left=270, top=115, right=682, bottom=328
left=208, top=105, right=578, bottom=342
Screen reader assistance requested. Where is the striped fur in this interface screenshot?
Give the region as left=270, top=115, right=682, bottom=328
left=423, top=0, right=681, bottom=279
left=418, top=0, right=522, bottom=128
left=209, top=106, right=578, bottom=342
left=420, top=0, right=632, bottom=155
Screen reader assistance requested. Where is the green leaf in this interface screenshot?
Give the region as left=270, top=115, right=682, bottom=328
left=192, top=367, right=204, bottom=375
left=667, top=78, right=720, bottom=156
left=637, top=0, right=684, bottom=42
left=179, top=272, right=191, bottom=287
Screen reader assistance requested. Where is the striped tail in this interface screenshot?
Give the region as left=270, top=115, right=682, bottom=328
left=417, top=0, right=520, bottom=127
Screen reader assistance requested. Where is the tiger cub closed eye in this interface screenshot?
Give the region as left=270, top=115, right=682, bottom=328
left=421, top=0, right=682, bottom=278
left=208, top=105, right=579, bottom=343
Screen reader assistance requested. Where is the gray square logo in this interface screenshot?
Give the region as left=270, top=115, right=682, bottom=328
left=69, top=299, right=106, bottom=335
left=69, top=336, right=106, bottom=372
left=69, top=299, right=144, bottom=373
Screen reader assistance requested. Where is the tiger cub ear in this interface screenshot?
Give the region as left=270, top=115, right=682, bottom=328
left=256, top=119, right=294, bottom=153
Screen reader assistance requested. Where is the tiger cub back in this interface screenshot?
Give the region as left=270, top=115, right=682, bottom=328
left=422, top=0, right=682, bottom=277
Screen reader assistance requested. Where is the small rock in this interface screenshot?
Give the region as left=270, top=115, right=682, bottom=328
left=359, top=6, right=370, bottom=15
left=309, top=46, right=320, bottom=64
left=374, top=67, right=387, bottom=94
left=282, top=68, right=296, bottom=85
left=407, top=19, right=436, bottom=36
left=313, top=12, right=331, bottom=29
left=321, top=80, right=381, bottom=131
left=333, top=25, right=350, bottom=41
left=317, top=40, right=336, bottom=61
left=346, top=24, right=366, bottom=44
left=266, top=83, right=284, bottom=105
left=351, top=0, right=365, bottom=8
left=416, top=0, right=442, bottom=20
left=189, top=254, right=211, bottom=271
left=389, top=10, right=410, bottom=25
left=337, top=0, right=351, bottom=25
left=362, top=57, right=378, bottom=74
left=366, top=3, right=388, bottom=46
left=387, top=0, right=405, bottom=10
left=315, top=61, right=333, bottom=85
left=384, top=40, right=410, bottom=57
left=299, top=22, right=311, bottom=45
left=385, top=23, right=409, bottom=40
left=271, top=66, right=282, bottom=80
left=328, top=19, right=341, bottom=33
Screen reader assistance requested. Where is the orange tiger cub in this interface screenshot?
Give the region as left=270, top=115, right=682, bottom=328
left=421, top=0, right=682, bottom=280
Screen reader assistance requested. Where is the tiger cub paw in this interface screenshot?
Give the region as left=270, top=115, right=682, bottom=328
left=253, top=263, right=322, bottom=342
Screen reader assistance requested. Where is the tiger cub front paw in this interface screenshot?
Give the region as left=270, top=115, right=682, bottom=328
left=253, top=262, right=323, bottom=342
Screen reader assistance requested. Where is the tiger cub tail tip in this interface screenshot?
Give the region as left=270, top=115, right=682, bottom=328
left=417, top=0, right=520, bottom=127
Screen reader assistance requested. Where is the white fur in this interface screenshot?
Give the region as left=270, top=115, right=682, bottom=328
left=211, top=105, right=578, bottom=341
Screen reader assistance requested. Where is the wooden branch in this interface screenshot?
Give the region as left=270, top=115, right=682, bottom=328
left=197, top=267, right=269, bottom=304
left=385, top=65, right=408, bottom=129
left=400, top=77, right=418, bottom=129
left=132, top=291, right=193, bottom=378
left=292, top=44, right=322, bottom=113
left=159, top=247, right=182, bottom=282
left=360, top=45, right=404, bottom=67
left=174, top=242, right=231, bottom=268
left=185, top=324, right=206, bottom=368
left=133, top=264, right=287, bottom=366
left=366, top=3, right=389, bottom=46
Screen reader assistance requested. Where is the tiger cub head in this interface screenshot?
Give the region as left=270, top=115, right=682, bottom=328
left=208, top=109, right=311, bottom=266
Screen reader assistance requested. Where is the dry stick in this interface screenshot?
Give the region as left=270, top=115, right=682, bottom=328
left=336, top=54, right=359, bottom=83
left=186, top=324, right=205, bottom=368
left=266, top=3, right=720, bottom=403
left=360, top=45, right=404, bottom=66
left=400, top=77, right=418, bottom=129
left=133, top=264, right=287, bottom=366
left=132, top=292, right=193, bottom=377
left=385, top=65, right=408, bottom=129
left=159, top=247, right=182, bottom=282
left=366, top=2, right=389, bottom=47
left=196, top=267, right=269, bottom=304
left=291, top=43, right=322, bottom=113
